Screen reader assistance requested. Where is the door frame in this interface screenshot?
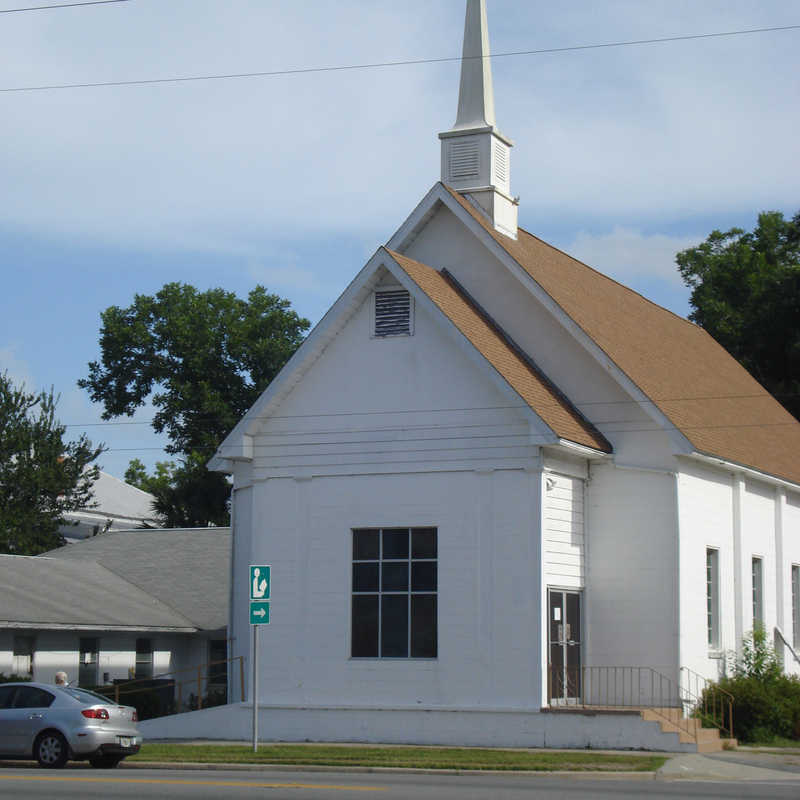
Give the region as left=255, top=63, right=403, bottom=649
left=547, top=587, right=583, bottom=705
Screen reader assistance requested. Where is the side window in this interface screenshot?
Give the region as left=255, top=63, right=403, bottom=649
left=0, top=685, right=17, bottom=709
left=12, top=687, right=55, bottom=709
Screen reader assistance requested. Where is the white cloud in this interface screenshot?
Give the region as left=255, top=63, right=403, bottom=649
left=0, top=346, right=35, bottom=390
left=564, top=227, right=702, bottom=287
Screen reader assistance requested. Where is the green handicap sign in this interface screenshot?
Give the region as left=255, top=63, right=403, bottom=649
left=250, top=601, right=270, bottom=625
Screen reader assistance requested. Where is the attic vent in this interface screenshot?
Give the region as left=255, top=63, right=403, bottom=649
left=448, top=141, right=480, bottom=180
left=374, top=290, right=411, bottom=337
left=493, top=143, right=508, bottom=185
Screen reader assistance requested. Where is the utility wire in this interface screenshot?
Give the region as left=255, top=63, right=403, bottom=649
left=1, top=23, right=798, bottom=93
left=62, top=392, right=800, bottom=429
left=0, top=0, right=129, bottom=13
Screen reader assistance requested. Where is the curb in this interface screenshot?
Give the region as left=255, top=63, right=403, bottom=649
left=120, top=760, right=657, bottom=779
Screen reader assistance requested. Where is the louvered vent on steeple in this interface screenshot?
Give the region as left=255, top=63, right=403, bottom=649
left=374, top=290, right=412, bottom=337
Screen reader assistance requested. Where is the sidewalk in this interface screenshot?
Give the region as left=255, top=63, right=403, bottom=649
left=657, top=749, right=800, bottom=782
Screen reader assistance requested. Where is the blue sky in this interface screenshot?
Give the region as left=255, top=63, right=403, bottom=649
left=1, top=0, right=798, bottom=479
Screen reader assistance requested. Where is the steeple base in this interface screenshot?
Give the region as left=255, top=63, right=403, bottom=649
left=463, top=188, right=519, bottom=240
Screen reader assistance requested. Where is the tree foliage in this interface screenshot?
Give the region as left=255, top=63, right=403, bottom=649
left=80, top=283, right=310, bottom=525
left=125, top=456, right=230, bottom=528
left=676, top=210, right=800, bottom=420
left=0, top=372, right=104, bottom=555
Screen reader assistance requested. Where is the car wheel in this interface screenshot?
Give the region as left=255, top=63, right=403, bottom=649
left=89, top=754, right=123, bottom=769
left=34, top=731, right=69, bottom=768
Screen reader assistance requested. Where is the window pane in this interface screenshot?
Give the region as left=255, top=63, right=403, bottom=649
left=353, top=529, right=379, bottom=560
left=411, top=595, right=437, bottom=658
left=382, top=529, right=409, bottom=559
left=351, top=595, right=379, bottom=657
left=381, top=595, right=408, bottom=657
left=0, top=686, right=16, bottom=709
left=353, top=563, right=379, bottom=592
left=412, top=528, right=437, bottom=558
left=411, top=561, right=437, bottom=591
left=382, top=562, right=409, bottom=592
left=13, top=687, right=54, bottom=709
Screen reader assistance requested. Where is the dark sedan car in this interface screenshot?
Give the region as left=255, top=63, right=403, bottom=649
left=0, top=682, right=142, bottom=768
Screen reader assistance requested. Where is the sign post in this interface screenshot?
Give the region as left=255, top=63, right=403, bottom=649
left=249, top=565, right=271, bottom=753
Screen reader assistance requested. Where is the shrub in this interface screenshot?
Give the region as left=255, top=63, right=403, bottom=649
left=700, top=628, right=800, bottom=743
left=0, top=673, right=31, bottom=683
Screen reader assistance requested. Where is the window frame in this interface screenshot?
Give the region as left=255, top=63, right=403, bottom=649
left=350, top=527, right=437, bottom=660
left=752, top=556, right=764, bottom=630
left=792, top=564, right=800, bottom=650
left=706, top=548, right=720, bottom=651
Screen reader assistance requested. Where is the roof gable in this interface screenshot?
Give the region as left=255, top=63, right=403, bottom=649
left=211, top=248, right=610, bottom=468
left=421, top=184, right=800, bottom=486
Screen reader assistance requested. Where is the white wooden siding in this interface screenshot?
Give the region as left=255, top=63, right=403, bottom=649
left=544, top=474, right=584, bottom=588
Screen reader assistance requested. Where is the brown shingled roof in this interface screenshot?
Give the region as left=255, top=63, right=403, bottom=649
left=387, top=249, right=611, bottom=453
left=442, top=185, right=800, bottom=485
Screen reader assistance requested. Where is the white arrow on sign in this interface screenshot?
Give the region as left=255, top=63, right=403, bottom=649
left=253, top=607, right=267, bottom=618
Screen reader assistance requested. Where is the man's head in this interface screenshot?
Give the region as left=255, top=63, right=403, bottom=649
left=54, top=671, right=68, bottom=686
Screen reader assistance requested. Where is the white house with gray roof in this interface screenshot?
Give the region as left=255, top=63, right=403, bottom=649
left=0, top=528, right=233, bottom=705
left=59, top=470, right=161, bottom=542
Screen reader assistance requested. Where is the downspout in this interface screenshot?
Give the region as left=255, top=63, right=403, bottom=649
left=673, top=471, right=682, bottom=688
left=227, top=483, right=237, bottom=704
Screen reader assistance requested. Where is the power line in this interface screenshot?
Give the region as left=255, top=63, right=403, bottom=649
left=62, top=391, right=800, bottom=430
left=0, top=0, right=129, bottom=13
left=1, top=23, right=798, bottom=93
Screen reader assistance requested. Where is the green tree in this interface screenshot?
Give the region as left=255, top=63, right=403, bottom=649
left=124, top=456, right=230, bottom=528
left=124, top=457, right=175, bottom=496
left=0, top=372, right=104, bottom=555
left=80, top=283, right=310, bottom=524
left=676, top=210, right=800, bottom=420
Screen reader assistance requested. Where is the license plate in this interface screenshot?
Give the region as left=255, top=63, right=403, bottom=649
left=119, top=737, right=131, bottom=748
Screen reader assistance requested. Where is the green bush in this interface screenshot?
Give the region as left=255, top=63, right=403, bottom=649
left=715, top=674, right=800, bottom=742
left=701, top=628, right=800, bottom=743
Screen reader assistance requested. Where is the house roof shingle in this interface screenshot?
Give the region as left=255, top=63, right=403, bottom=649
left=443, top=185, right=800, bottom=485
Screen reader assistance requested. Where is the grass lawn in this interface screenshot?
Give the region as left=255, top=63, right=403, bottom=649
left=129, top=743, right=667, bottom=772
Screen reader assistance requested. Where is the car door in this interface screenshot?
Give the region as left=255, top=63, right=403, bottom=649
left=4, top=686, right=56, bottom=754
left=0, top=685, right=20, bottom=753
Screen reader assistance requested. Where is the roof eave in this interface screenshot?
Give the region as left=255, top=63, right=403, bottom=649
left=683, top=451, right=800, bottom=492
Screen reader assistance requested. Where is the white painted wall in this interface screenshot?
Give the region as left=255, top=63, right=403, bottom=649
left=584, top=463, right=679, bottom=683
left=543, top=472, right=584, bottom=590
left=235, top=467, right=543, bottom=711
left=141, top=701, right=696, bottom=751
left=248, top=271, right=540, bottom=481
left=676, top=462, right=736, bottom=682
left=783, top=491, right=800, bottom=675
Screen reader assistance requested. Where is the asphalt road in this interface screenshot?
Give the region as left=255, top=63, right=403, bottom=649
left=1, top=767, right=800, bottom=800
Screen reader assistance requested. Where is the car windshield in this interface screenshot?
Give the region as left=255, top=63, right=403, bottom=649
left=62, top=687, right=116, bottom=705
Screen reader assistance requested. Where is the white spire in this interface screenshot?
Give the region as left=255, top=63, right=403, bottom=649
left=439, top=0, right=518, bottom=239
left=453, top=0, right=496, bottom=131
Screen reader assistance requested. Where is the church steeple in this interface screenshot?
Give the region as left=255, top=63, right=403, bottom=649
left=439, top=0, right=518, bottom=239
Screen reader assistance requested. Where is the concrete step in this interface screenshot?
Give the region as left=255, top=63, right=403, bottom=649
left=639, top=708, right=735, bottom=752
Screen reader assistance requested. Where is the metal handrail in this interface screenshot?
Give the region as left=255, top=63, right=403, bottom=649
left=679, top=666, right=734, bottom=739
left=774, top=626, right=800, bottom=667
left=549, top=665, right=734, bottom=743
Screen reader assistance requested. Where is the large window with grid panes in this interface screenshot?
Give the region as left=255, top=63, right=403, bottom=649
left=351, top=527, right=437, bottom=658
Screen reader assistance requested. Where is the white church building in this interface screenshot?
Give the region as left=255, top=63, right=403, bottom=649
left=145, top=0, right=800, bottom=749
